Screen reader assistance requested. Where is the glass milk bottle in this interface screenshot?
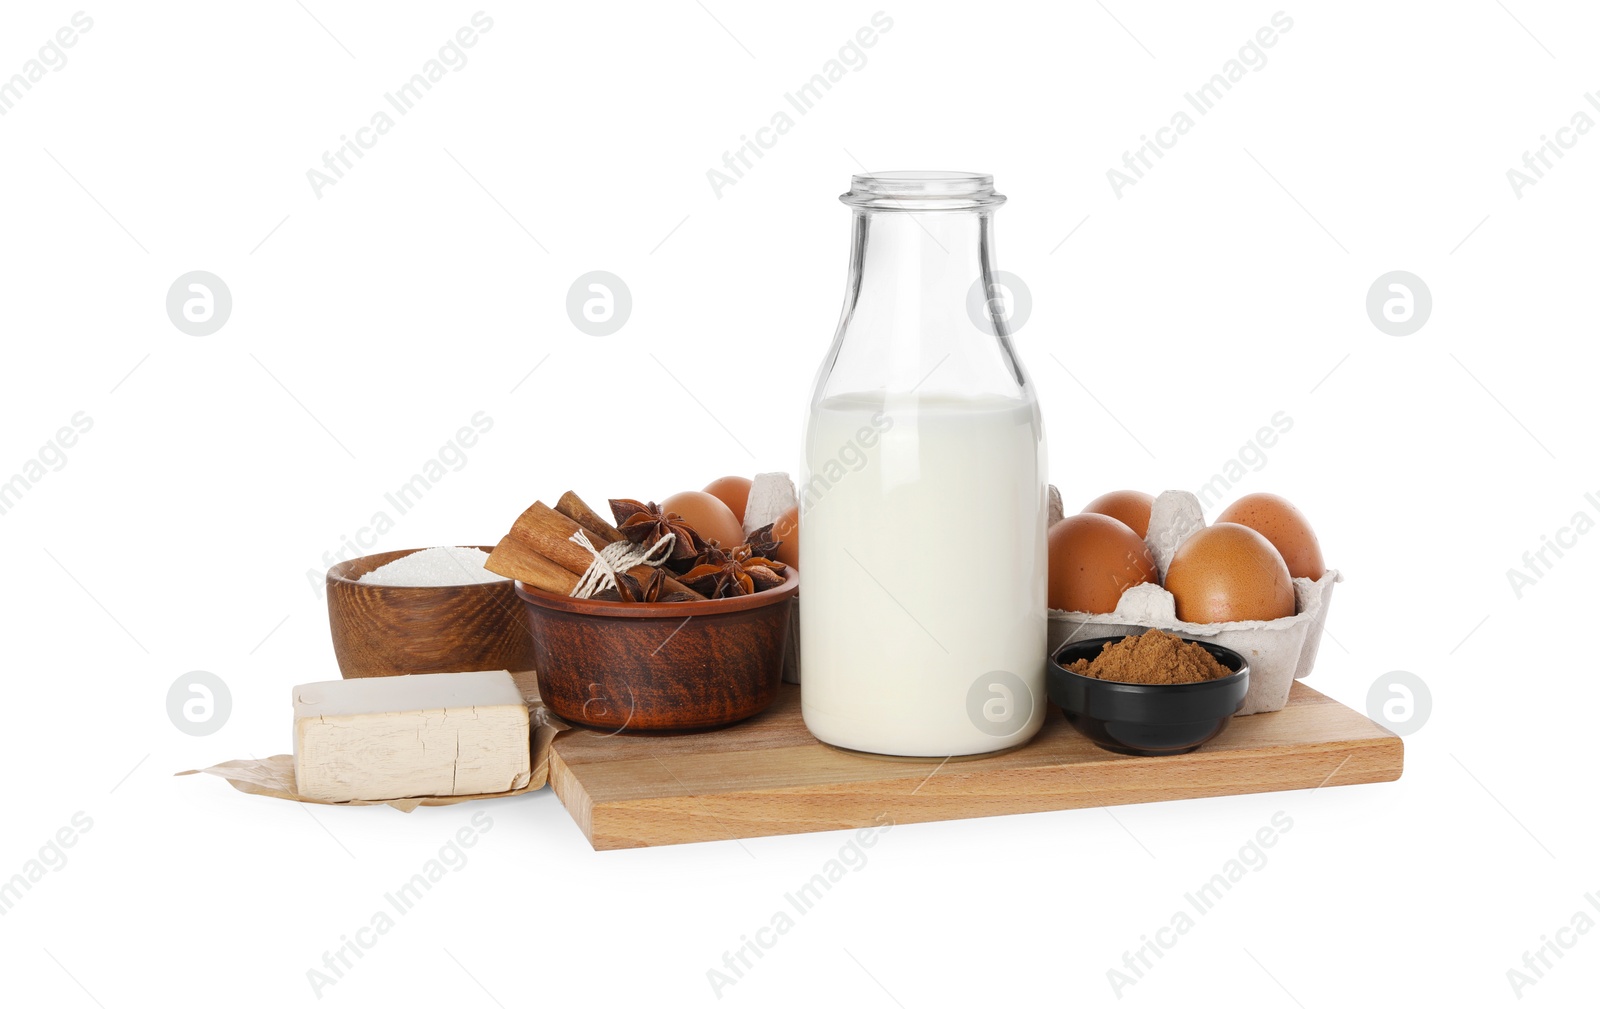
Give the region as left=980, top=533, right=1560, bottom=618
left=800, top=171, right=1048, bottom=757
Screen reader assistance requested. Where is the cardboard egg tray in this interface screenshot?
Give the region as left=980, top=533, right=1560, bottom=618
left=1049, top=490, right=1339, bottom=716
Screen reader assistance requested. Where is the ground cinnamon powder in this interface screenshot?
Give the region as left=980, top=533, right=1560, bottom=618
left=1067, top=629, right=1232, bottom=684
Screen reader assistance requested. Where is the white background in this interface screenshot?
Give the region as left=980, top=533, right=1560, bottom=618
left=2, top=1, right=1596, bottom=1005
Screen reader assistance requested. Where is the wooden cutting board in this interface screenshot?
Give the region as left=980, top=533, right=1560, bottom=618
left=548, top=681, right=1402, bottom=850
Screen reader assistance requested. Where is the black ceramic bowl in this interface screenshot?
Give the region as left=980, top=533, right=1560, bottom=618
left=1048, top=635, right=1250, bottom=757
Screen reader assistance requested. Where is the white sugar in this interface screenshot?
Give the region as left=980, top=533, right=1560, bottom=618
left=357, top=546, right=507, bottom=587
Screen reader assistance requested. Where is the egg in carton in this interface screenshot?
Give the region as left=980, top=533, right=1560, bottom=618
left=1048, top=489, right=1340, bottom=716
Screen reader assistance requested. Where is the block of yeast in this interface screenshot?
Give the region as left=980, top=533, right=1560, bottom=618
left=293, top=669, right=531, bottom=802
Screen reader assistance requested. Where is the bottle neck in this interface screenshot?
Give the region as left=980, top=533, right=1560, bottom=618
left=851, top=208, right=994, bottom=327
left=824, top=208, right=1021, bottom=400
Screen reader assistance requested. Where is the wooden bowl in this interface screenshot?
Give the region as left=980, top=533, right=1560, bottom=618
left=326, top=546, right=536, bottom=678
left=515, top=568, right=799, bottom=732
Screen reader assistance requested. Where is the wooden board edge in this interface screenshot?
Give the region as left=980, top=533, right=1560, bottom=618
left=581, top=734, right=1404, bottom=850
left=547, top=748, right=597, bottom=847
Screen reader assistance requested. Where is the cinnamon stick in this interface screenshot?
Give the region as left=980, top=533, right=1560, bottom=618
left=491, top=501, right=704, bottom=600
left=537, top=503, right=704, bottom=598
left=498, top=502, right=596, bottom=575
left=485, top=534, right=579, bottom=595
left=555, top=490, right=624, bottom=544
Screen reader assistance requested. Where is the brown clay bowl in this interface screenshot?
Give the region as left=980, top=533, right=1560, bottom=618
left=515, top=568, right=799, bottom=732
left=326, top=546, right=536, bottom=678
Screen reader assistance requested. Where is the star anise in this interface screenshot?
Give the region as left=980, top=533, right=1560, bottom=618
left=743, top=522, right=783, bottom=561
left=608, top=498, right=703, bottom=563
left=680, top=543, right=788, bottom=599
left=593, top=568, right=700, bottom=603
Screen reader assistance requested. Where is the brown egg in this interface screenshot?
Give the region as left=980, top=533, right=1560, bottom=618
left=1047, top=513, right=1159, bottom=613
left=1216, top=493, right=1325, bottom=580
left=1165, top=522, right=1295, bottom=623
left=702, top=475, right=753, bottom=523
left=1081, top=490, right=1155, bottom=538
left=771, top=504, right=800, bottom=569
left=660, top=490, right=745, bottom=549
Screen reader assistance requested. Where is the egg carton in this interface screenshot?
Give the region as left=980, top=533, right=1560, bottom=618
left=744, top=472, right=804, bottom=685
left=1048, top=490, right=1340, bottom=716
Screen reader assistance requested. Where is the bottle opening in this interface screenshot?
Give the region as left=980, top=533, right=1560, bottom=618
left=841, top=170, right=1006, bottom=211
